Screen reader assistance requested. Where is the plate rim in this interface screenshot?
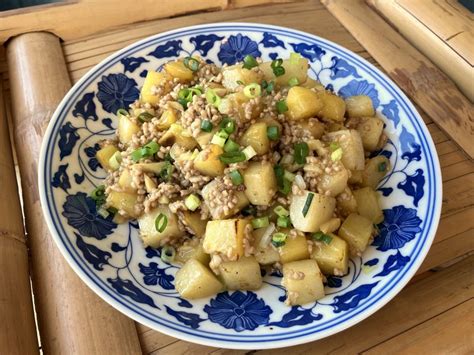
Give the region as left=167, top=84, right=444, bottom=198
left=38, top=22, right=442, bottom=349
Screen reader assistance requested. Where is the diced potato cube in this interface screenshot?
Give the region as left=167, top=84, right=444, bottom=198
left=319, top=218, right=341, bottom=234
left=164, top=60, right=194, bottom=81
left=138, top=206, right=184, bottom=248
left=203, top=219, right=249, bottom=258
left=96, top=145, right=118, bottom=171
left=253, top=227, right=280, bottom=265
left=141, top=70, right=171, bottom=104
left=118, top=114, right=140, bottom=144
left=325, top=130, right=365, bottom=171
left=318, top=92, right=346, bottom=122
left=336, top=187, right=358, bottom=217
left=345, top=95, right=375, bottom=118
left=181, top=211, right=207, bottom=237
left=357, top=116, right=384, bottom=151
left=107, top=191, right=138, bottom=218
left=175, top=259, right=223, bottom=299
left=279, top=233, right=310, bottom=263
left=240, top=122, right=270, bottom=155
left=158, top=124, right=197, bottom=149
left=318, top=167, right=349, bottom=197
left=143, top=175, right=156, bottom=193
left=286, top=86, right=324, bottom=120
left=243, top=161, right=277, bottom=205
left=353, top=187, right=383, bottom=223
left=298, top=119, right=325, bottom=139
left=176, top=242, right=210, bottom=265
left=290, top=190, right=335, bottom=232
left=195, top=127, right=218, bottom=149
left=194, top=144, right=225, bottom=177
left=339, top=213, right=374, bottom=255
left=218, top=256, right=262, bottom=290
left=222, top=65, right=264, bottom=91
left=202, top=180, right=249, bottom=219
left=259, top=57, right=309, bottom=86
left=118, top=168, right=135, bottom=192
left=282, top=259, right=325, bottom=305
left=362, top=155, right=391, bottom=189
left=311, top=234, right=349, bottom=275
left=156, top=109, right=178, bottom=130
left=219, top=92, right=262, bottom=122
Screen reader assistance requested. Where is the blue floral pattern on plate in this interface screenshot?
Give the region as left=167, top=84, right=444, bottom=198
left=39, top=23, right=441, bottom=349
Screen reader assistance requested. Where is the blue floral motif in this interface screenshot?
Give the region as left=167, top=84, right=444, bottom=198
left=139, top=262, right=174, bottom=290
left=364, top=258, right=379, bottom=267
left=58, top=122, right=80, bottom=160
left=330, top=56, right=361, bottom=80
left=190, top=34, right=224, bottom=56
left=102, top=118, right=114, bottom=130
left=331, top=282, right=379, bottom=313
left=326, top=276, right=343, bottom=288
left=373, top=205, right=422, bottom=251
left=111, top=242, right=127, bottom=252
left=260, top=32, right=286, bottom=48
left=382, top=99, right=400, bottom=128
left=376, top=251, right=410, bottom=277
left=62, top=192, right=116, bottom=240
left=72, top=92, right=98, bottom=121
left=121, top=56, right=149, bottom=73
left=204, top=291, right=272, bottom=332
left=268, top=306, right=322, bottom=328
left=378, top=187, right=393, bottom=197
left=108, top=277, right=158, bottom=308
left=74, top=173, right=85, bottom=184
left=76, top=233, right=111, bottom=271
left=399, top=126, right=422, bottom=160
left=85, top=143, right=101, bottom=171
left=145, top=246, right=160, bottom=259
left=148, top=40, right=182, bottom=59
left=290, top=42, right=325, bottom=61
left=218, top=34, right=261, bottom=65
left=97, top=73, right=139, bottom=113
left=52, top=164, right=71, bottom=192
left=165, top=306, right=204, bottom=329
left=268, top=52, right=278, bottom=60
left=398, top=169, right=425, bottom=207
left=338, top=79, right=380, bottom=108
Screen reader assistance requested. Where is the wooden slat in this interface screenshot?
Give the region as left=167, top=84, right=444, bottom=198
left=323, top=0, right=474, bottom=159
left=367, top=0, right=474, bottom=101
left=6, top=32, right=142, bottom=355
left=363, top=299, right=474, bottom=354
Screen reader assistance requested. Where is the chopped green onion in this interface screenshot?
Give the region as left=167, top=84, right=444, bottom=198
left=205, top=89, right=221, bottom=108
left=294, top=142, right=309, bottom=164
left=108, top=151, right=122, bottom=171
left=178, top=87, right=202, bottom=108
left=274, top=165, right=291, bottom=195
left=185, top=194, right=201, bottom=211
left=236, top=80, right=244, bottom=85
left=211, top=130, right=229, bottom=147
left=243, top=83, right=262, bottom=98
left=284, top=170, right=295, bottom=182
left=130, top=141, right=160, bottom=162
left=117, top=108, right=128, bottom=117
left=331, top=147, right=343, bottom=161
left=164, top=152, right=174, bottom=163
left=262, top=80, right=275, bottom=93
left=220, top=117, right=236, bottom=134
left=271, top=232, right=287, bottom=247
left=183, top=57, right=199, bottom=71
left=302, top=192, right=314, bottom=217
left=289, top=52, right=302, bottom=65
left=288, top=77, right=299, bottom=87
left=312, top=231, right=333, bottom=244
left=252, top=216, right=269, bottom=229
left=161, top=246, right=176, bottom=262
left=277, top=216, right=291, bottom=228
left=267, top=126, right=280, bottom=141
left=90, top=185, right=106, bottom=207
left=138, top=112, right=154, bottom=123
left=224, top=139, right=240, bottom=153
left=159, top=161, right=174, bottom=182
left=97, top=207, right=110, bottom=219
left=178, top=98, right=189, bottom=108
left=271, top=59, right=285, bottom=77
left=274, top=205, right=289, bottom=217
left=280, top=178, right=291, bottom=195
left=155, top=213, right=168, bottom=233
left=219, top=151, right=246, bottom=164
left=200, top=119, right=213, bottom=132
left=229, top=170, right=243, bottom=185
left=378, top=161, right=387, bottom=172
left=242, top=55, right=258, bottom=69
left=276, top=100, right=288, bottom=114
left=329, top=142, right=340, bottom=151
left=242, top=145, right=257, bottom=160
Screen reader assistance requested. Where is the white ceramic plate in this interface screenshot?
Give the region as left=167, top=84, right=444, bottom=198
left=39, top=23, right=442, bottom=349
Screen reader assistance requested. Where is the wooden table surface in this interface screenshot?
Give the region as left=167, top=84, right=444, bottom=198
left=0, top=1, right=473, bottom=354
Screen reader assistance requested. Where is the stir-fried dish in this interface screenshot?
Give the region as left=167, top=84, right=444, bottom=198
left=92, top=53, right=390, bottom=305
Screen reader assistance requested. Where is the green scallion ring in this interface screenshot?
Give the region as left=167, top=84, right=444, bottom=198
left=138, top=112, right=154, bottom=123
left=243, top=83, right=262, bottom=98
left=276, top=100, right=288, bottom=114
left=229, top=170, right=243, bottom=185
left=155, top=213, right=168, bottom=233
left=267, top=125, right=280, bottom=141
left=294, top=142, right=309, bottom=164
left=288, top=77, right=299, bottom=87
left=251, top=216, right=270, bottom=229
left=184, top=194, right=201, bottom=211
left=224, top=139, right=240, bottom=153
left=205, top=89, right=221, bottom=107
left=277, top=216, right=291, bottom=228
left=274, top=205, right=289, bottom=217
left=200, top=119, right=213, bottom=132
left=220, top=117, right=236, bottom=134
left=242, top=55, right=258, bottom=69
left=271, top=232, right=287, bottom=247
left=183, top=57, right=199, bottom=71
left=219, top=151, right=246, bottom=164
left=312, top=231, right=333, bottom=244
left=117, top=108, right=128, bottom=117
left=161, top=246, right=176, bottom=263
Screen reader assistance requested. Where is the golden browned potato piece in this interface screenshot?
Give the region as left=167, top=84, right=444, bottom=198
left=282, top=259, right=325, bottom=305
left=194, top=144, right=225, bottom=177
left=286, top=86, right=324, bottom=120
left=175, top=259, right=223, bottom=299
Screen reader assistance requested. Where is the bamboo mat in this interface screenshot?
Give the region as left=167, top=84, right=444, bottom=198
left=0, top=0, right=473, bottom=353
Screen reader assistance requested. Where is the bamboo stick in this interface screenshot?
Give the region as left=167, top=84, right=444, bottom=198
left=0, top=78, right=39, bottom=354
left=6, top=32, right=142, bottom=354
